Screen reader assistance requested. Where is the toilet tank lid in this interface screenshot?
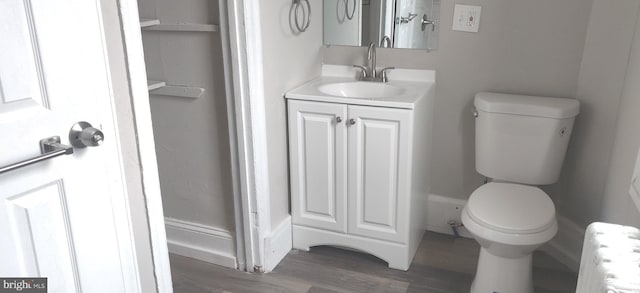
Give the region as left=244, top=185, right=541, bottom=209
left=475, top=92, right=580, bottom=119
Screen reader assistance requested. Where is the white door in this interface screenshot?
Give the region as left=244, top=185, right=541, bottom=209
left=288, top=100, right=348, bottom=233
left=0, top=1, right=138, bottom=292
left=348, top=105, right=411, bottom=242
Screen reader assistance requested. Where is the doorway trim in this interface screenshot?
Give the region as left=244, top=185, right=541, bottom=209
left=218, top=0, right=247, bottom=272
left=224, top=0, right=271, bottom=272
left=115, top=0, right=268, bottom=291
left=114, top=0, right=172, bottom=291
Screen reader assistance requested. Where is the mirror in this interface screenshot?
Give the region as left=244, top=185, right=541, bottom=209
left=323, top=0, right=440, bottom=50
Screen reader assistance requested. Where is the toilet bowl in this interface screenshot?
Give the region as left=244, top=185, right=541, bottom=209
left=462, top=182, right=558, bottom=293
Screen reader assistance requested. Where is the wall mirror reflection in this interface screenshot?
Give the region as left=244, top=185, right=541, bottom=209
left=323, top=0, right=440, bottom=50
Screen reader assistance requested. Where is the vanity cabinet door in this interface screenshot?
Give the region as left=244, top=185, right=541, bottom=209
left=288, top=100, right=348, bottom=233
left=347, top=105, right=412, bottom=243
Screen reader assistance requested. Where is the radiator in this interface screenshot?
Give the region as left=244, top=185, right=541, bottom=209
left=576, top=222, right=640, bottom=292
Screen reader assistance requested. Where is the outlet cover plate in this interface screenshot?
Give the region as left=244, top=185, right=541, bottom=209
left=452, top=4, right=482, bottom=32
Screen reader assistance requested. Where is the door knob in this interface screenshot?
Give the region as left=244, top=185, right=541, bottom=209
left=69, top=121, right=104, bottom=148
left=349, top=118, right=356, bottom=125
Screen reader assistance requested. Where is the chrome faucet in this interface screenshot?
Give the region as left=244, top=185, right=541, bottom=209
left=367, top=42, right=376, bottom=79
left=353, top=42, right=395, bottom=82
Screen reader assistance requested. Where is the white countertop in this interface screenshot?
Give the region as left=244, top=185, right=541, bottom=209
left=285, top=65, right=436, bottom=109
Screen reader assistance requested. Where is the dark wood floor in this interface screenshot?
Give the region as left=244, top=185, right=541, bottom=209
left=170, top=231, right=577, bottom=293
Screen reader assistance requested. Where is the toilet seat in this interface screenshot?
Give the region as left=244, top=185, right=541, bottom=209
left=466, top=182, right=556, bottom=234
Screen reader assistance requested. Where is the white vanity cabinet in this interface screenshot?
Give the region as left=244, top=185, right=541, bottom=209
left=287, top=97, right=429, bottom=271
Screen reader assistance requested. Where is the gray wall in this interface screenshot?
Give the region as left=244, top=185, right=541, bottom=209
left=258, top=0, right=323, bottom=230
left=324, top=0, right=640, bottom=230
left=324, top=0, right=592, bottom=200
left=559, top=0, right=640, bottom=226
left=600, top=6, right=640, bottom=226
left=139, top=0, right=235, bottom=231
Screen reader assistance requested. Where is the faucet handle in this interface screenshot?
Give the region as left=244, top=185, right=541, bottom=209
left=380, top=67, right=395, bottom=82
left=353, top=65, right=368, bottom=80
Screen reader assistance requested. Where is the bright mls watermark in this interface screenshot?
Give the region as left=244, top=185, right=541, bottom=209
left=0, top=278, right=46, bottom=293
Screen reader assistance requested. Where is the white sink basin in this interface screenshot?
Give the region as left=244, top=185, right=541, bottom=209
left=317, top=82, right=405, bottom=98
left=285, top=65, right=435, bottom=109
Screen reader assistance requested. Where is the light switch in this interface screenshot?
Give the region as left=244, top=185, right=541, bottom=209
left=452, top=4, right=482, bottom=32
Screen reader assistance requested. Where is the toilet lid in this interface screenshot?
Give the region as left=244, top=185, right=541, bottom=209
left=466, top=182, right=556, bottom=234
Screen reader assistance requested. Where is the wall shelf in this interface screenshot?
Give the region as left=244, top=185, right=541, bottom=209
left=147, top=80, right=205, bottom=99
left=147, top=80, right=166, bottom=91
left=141, top=22, right=218, bottom=33
left=140, top=18, right=160, bottom=28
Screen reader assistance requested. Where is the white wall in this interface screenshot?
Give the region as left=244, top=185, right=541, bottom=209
left=600, top=6, right=640, bottom=226
left=138, top=0, right=236, bottom=231
left=258, top=0, right=323, bottom=231
left=324, top=0, right=592, bottom=201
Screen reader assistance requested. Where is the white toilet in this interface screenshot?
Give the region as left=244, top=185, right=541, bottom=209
left=462, top=92, right=580, bottom=293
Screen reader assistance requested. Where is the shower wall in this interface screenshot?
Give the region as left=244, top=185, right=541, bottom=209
left=137, top=0, right=236, bottom=266
left=394, top=0, right=440, bottom=49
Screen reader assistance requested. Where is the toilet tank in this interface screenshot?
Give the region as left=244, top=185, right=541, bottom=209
left=474, top=92, right=580, bottom=185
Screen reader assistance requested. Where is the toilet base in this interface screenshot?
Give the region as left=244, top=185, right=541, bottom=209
left=470, top=248, right=534, bottom=293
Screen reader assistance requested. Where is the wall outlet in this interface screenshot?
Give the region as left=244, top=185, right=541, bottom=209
left=452, top=4, right=482, bottom=33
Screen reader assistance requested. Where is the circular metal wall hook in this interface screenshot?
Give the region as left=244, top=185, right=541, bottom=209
left=345, top=0, right=356, bottom=20
left=292, top=0, right=311, bottom=33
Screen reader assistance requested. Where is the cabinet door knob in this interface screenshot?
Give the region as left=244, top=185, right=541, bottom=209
left=349, top=118, right=356, bottom=125
left=336, top=116, right=342, bottom=123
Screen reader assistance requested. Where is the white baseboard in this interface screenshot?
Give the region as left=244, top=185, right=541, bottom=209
left=425, top=194, right=472, bottom=238
left=164, top=217, right=237, bottom=269
left=426, top=194, right=584, bottom=272
left=264, top=216, right=292, bottom=272
left=541, top=215, right=585, bottom=272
